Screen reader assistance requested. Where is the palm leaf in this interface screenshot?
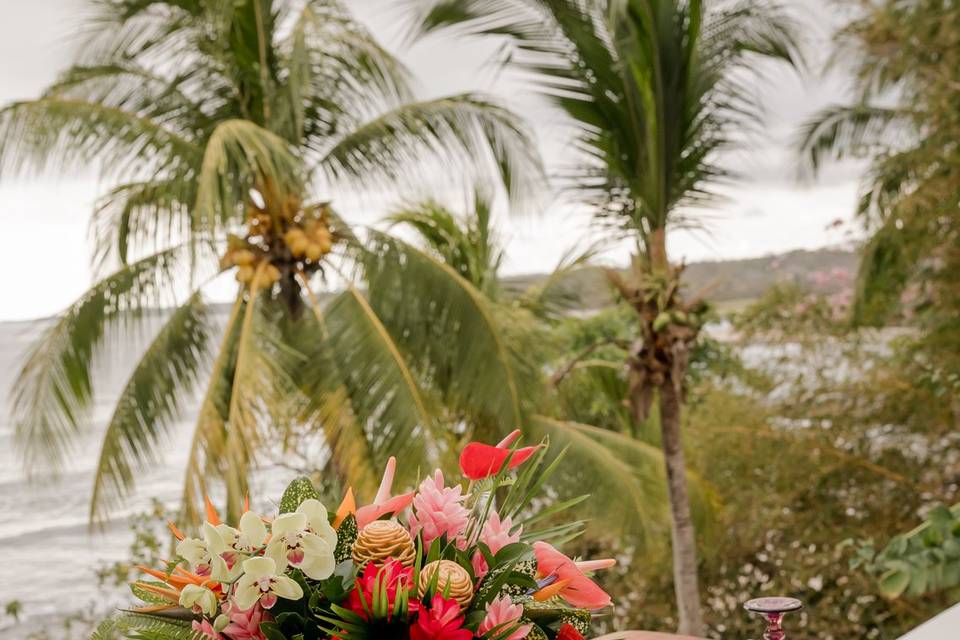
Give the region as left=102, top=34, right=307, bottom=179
left=529, top=415, right=716, bottom=545
left=363, top=231, right=524, bottom=429
left=89, top=291, right=212, bottom=524
left=318, top=286, right=441, bottom=483
left=180, top=292, right=245, bottom=527
left=0, top=97, right=199, bottom=179
left=796, top=103, right=913, bottom=176
left=12, top=246, right=191, bottom=472
left=193, top=119, right=304, bottom=235
left=317, top=94, right=544, bottom=215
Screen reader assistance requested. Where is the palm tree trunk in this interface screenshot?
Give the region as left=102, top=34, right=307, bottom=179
left=658, top=379, right=705, bottom=637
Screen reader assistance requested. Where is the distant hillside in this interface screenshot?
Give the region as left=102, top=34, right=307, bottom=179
left=503, top=247, right=859, bottom=310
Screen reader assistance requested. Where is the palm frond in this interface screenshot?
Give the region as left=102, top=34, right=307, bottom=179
left=0, top=97, right=199, bottom=179
left=91, top=612, right=197, bottom=640
left=796, top=104, right=913, bottom=176
left=89, top=292, right=212, bottom=525
left=529, top=415, right=715, bottom=545
left=91, top=177, right=196, bottom=269
left=320, top=287, right=440, bottom=480
left=43, top=62, right=208, bottom=135
left=512, top=241, right=604, bottom=318
left=363, top=232, right=524, bottom=429
left=12, top=246, right=192, bottom=473
left=180, top=292, right=245, bottom=527
left=193, top=119, right=304, bottom=235
left=386, top=194, right=503, bottom=298
left=317, top=94, right=545, bottom=215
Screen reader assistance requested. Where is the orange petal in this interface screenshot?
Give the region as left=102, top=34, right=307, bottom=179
left=167, top=521, right=186, bottom=541
left=172, top=566, right=208, bottom=584
left=333, top=487, right=356, bottom=529
left=133, top=581, right=181, bottom=603
left=205, top=496, right=221, bottom=525
left=532, top=578, right=571, bottom=602
left=138, top=565, right=194, bottom=589
left=137, top=565, right=174, bottom=582
left=244, top=494, right=250, bottom=513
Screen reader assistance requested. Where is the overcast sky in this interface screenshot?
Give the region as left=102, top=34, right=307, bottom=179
left=0, top=0, right=864, bottom=321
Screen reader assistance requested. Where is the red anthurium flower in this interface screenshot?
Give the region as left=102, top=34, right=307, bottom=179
left=532, top=542, right=615, bottom=610
left=355, top=457, right=416, bottom=529
left=410, top=595, right=472, bottom=640
left=556, top=623, right=586, bottom=640
left=459, top=430, right=541, bottom=480
left=346, top=558, right=419, bottom=620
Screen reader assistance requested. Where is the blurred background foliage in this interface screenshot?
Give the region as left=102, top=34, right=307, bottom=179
left=6, top=0, right=960, bottom=638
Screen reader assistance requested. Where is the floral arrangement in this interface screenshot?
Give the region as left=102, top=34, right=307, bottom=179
left=106, top=432, right=615, bottom=640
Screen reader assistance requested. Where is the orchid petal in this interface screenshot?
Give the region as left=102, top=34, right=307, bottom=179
left=241, top=556, right=276, bottom=579
left=272, top=575, right=304, bottom=601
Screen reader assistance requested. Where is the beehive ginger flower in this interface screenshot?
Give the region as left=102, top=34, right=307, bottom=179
left=234, top=556, right=304, bottom=610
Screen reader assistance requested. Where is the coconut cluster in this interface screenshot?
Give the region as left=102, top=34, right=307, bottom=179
left=219, top=194, right=338, bottom=288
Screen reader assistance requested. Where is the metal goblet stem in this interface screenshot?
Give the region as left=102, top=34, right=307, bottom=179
left=744, top=597, right=803, bottom=640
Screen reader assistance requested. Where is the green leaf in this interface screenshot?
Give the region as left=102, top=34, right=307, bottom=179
left=279, top=476, right=323, bottom=514
left=879, top=568, right=911, bottom=598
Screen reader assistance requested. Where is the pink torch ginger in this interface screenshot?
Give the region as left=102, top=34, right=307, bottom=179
left=478, top=595, right=532, bottom=640
left=407, top=471, right=470, bottom=546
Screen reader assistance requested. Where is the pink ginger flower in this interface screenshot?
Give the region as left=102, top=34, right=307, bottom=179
left=407, top=471, right=469, bottom=546
left=221, top=601, right=271, bottom=640
left=192, top=619, right=223, bottom=640
left=478, top=595, right=532, bottom=640
left=472, top=512, right=522, bottom=579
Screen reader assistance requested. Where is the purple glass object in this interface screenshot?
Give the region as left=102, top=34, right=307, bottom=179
left=744, top=597, right=803, bottom=640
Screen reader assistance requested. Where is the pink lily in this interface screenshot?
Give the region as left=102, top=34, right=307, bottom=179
left=355, top=457, right=416, bottom=529
left=459, top=430, right=541, bottom=480
left=531, top=542, right=615, bottom=610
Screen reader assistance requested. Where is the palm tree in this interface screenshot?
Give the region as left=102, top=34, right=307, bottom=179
left=797, top=0, right=957, bottom=330
left=409, top=1, right=801, bottom=633
left=1, top=0, right=546, bottom=527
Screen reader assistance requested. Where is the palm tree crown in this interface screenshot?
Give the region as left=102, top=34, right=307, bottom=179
left=411, top=0, right=801, bottom=261
left=1, top=0, right=546, bottom=525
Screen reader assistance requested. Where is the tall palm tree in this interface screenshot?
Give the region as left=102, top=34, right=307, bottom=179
left=409, top=1, right=801, bottom=633
left=1, top=0, right=545, bottom=527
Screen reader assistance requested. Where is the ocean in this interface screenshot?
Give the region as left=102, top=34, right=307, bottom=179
left=0, top=313, right=295, bottom=637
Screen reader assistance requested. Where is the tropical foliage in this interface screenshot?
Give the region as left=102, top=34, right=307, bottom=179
left=0, top=0, right=548, bottom=526
left=408, top=1, right=801, bottom=633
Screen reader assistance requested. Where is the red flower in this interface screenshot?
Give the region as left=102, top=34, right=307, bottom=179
left=556, top=623, right=586, bottom=640
left=411, top=595, right=472, bottom=640
left=459, top=430, right=541, bottom=480
left=345, top=559, right=419, bottom=620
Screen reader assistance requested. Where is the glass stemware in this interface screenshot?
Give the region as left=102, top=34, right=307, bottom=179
left=744, top=596, right=803, bottom=640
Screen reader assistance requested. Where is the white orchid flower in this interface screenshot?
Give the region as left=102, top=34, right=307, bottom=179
left=297, top=499, right=338, bottom=547
left=234, top=556, right=303, bottom=610
left=265, top=509, right=336, bottom=580
left=179, top=583, right=218, bottom=616
left=206, top=511, right=268, bottom=582
left=176, top=536, right=213, bottom=576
